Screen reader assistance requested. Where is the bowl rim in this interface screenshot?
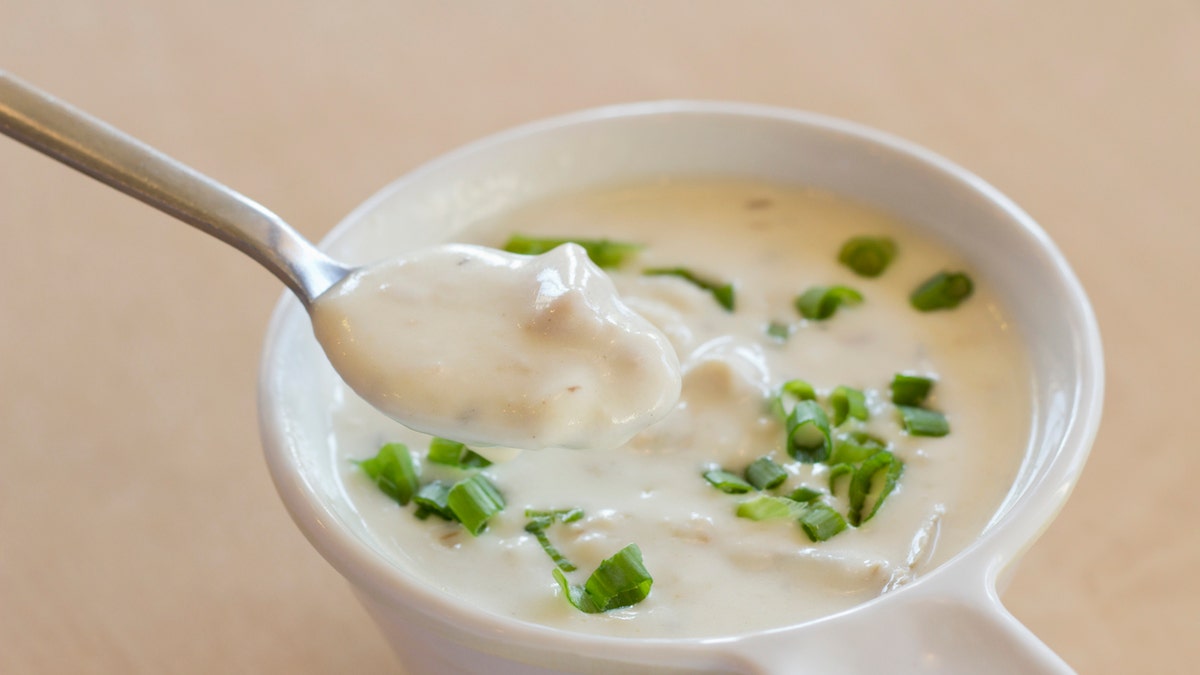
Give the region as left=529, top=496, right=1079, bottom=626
left=258, top=100, right=1105, bottom=661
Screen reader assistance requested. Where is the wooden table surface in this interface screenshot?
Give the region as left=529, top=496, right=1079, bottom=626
left=2, top=2, right=1197, bottom=673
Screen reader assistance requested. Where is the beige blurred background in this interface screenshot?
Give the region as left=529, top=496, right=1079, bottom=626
left=1, top=2, right=1196, bottom=673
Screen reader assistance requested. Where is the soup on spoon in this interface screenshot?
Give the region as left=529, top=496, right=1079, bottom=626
left=0, top=71, right=681, bottom=450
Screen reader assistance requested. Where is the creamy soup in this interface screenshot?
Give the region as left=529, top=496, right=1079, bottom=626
left=311, top=243, right=681, bottom=450
left=328, top=178, right=1030, bottom=638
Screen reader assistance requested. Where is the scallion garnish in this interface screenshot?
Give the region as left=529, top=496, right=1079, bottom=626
left=910, top=271, right=974, bottom=311
left=890, top=373, right=935, bottom=406
left=735, top=494, right=808, bottom=521
left=788, top=486, right=823, bottom=503
left=771, top=378, right=817, bottom=420
left=643, top=267, right=735, bottom=311
left=897, top=405, right=950, bottom=437
left=838, top=236, right=897, bottom=277
left=703, top=469, right=754, bottom=494
left=356, top=442, right=420, bottom=506
left=744, top=457, right=788, bottom=490
left=413, top=481, right=455, bottom=521
left=827, top=463, right=854, bottom=497
left=525, top=507, right=585, bottom=523
left=502, top=234, right=641, bottom=269
left=525, top=508, right=583, bottom=572
left=766, top=320, right=793, bottom=341
left=848, top=451, right=904, bottom=526
left=830, top=385, right=868, bottom=426
left=795, top=285, right=863, bottom=320
left=553, top=544, right=653, bottom=613
left=782, top=378, right=817, bottom=402
left=829, top=433, right=886, bottom=465
left=446, top=474, right=505, bottom=536
left=428, top=437, right=492, bottom=468
left=797, top=502, right=849, bottom=542
left=786, top=400, right=832, bottom=463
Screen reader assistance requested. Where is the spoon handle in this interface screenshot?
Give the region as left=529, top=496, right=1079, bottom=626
left=0, top=71, right=349, bottom=305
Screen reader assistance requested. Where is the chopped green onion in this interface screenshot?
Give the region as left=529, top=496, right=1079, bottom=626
left=848, top=451, right=904, bottom=526
left=356, top=443, right=420, bottom=506
left=553, top=544, right=653, bottom=613
left=829, top=433, right=886, bottom=465
left=703, top=469, right=754, bottom=494
left=427, top=437, right=464, bottom=465
left=910, top=271, right=974, bottom=311
left=644, top=267, right=735, bottom=311
left=782, top=379, right=817, bottom=402
left=525, top=507, right=585, bottom=523
left=795, top=285, right=863, bottom=320
left=413, top=481, right=455, bottom=520
left=447, top=474, right=505, bottom=536
left=745, top=457, right=788, bottom=490
left=890, top=374, right=935, bottom=406
left=897, top=405, right=950, bottom=437
left=830, top=386, right=869, bottom=426
left=828, top=463, right=854, bottom=497
left=529, top=527, right=576, bottom=572
left=797, top=502, right=849, bottom=542
left=427, top=437, right=492, bottom=468
left=736, top=495, right=808, bottom=521
left=838, top=236, right=897, bottom=277
left=524, top=509, right=582, bottom=572
left=786, top=400, right=832, bottom=463
left=771, top=378, right=817, bottom=420
left=789, top=486, right=824, bottom=503
left=766, top=320, right=793, bottom=341
left=503, top=234, right=641, bottom=269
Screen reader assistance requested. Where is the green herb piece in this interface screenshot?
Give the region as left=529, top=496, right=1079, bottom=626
left=848, top=451, right=904, bottom=526
left=525, top=509, right=583, bottom=572
left=830, top=386, right=869, bottom=426
left=795, top=285, right=863, bottom=320
left=829, top=433, right=886, bottom=465
left=838, top=236, right=897, bottom=277
left=771, top=378, right=817, bottom=420
left=643, top=267, right=735, bottom=311
left=910, top=271, right=974, bottom=311
left=797, top=502, right=849, bottom=542
left=525, top=507, right=585, bottom=523
left=828, top=463, right=854, bottom=497
left=447, top=474, right=505, bottom=536
left=890, top=374, right=935, bottom=406
left=766, top=321, right=793, bottom=341
left=502, top=234, right=641, bottom=269
left=782, top=379, right=817, bottom=402
left=786, top=400, right=832, bottom=463
left=427, top=437, right=492, bottom=468
left=788, top=486, right=824, bottom=503
left=703, top=469, right=755, bottom=494
left=529, top=528, right=576, bottom=572
left=427, top=437, right=464, bottom=465
left=744, top=457, right=788, bottom=490
left=736, top=494, right=808, bottom=521
left=356, top=443, right=420, bottom=506
left=897, top=405, right=950, bottom=437
left=553, top=544, right=653, bottom=613
left=413, top=481, right=455, bottom=521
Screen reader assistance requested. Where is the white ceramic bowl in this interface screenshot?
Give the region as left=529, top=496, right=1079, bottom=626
left=258, top=102, right=1104, bottom=674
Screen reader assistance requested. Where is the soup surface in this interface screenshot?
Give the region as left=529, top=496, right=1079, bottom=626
left=327, top=178, right=1030, bottom=638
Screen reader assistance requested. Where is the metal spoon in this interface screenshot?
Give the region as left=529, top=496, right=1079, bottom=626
left=0, top=70, right=349, bottom=305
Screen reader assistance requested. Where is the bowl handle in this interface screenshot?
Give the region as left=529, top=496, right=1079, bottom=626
left=720, top=558, right=1073, bottom=675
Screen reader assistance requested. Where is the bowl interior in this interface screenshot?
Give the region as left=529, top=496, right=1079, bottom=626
left=259, top=102, right=1103, bottom=651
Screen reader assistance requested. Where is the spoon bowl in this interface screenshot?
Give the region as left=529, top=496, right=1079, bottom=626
left=0, top=72, right=682, bottom=450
